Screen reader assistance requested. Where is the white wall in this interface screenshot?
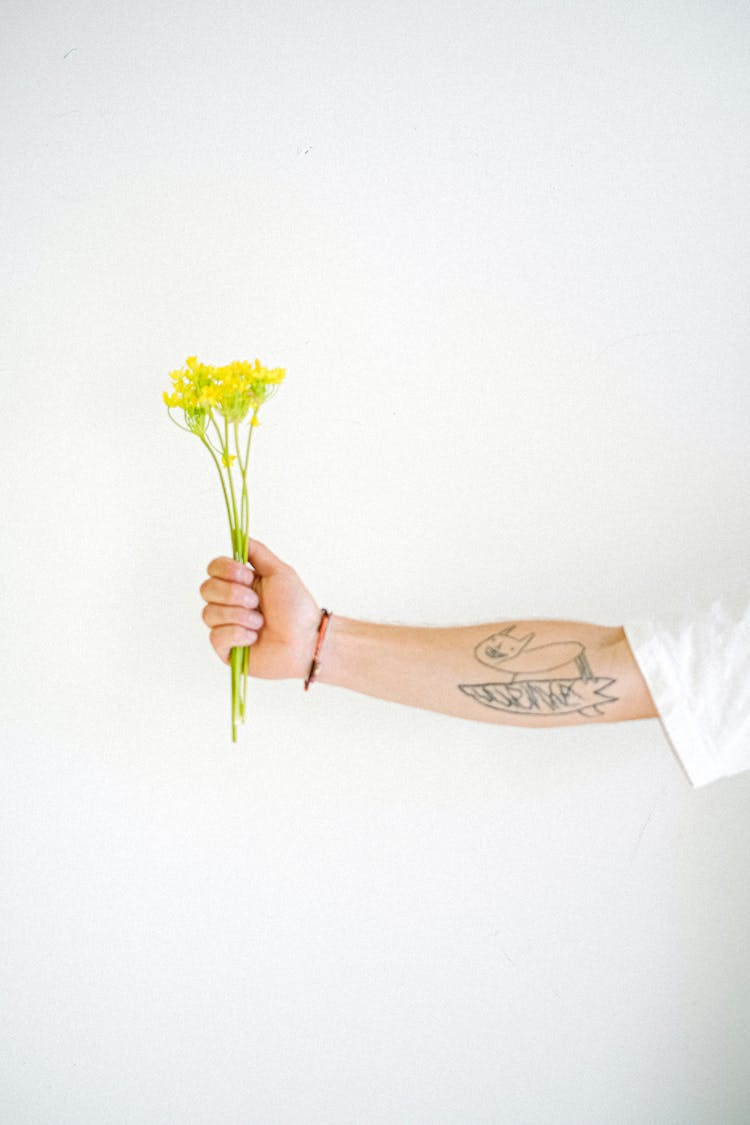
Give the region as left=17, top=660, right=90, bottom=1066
left=2, top=1, right=749, bottom=1122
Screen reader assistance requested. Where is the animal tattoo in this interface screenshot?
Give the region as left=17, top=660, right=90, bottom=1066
left=458, top=625, right=618, bottom=718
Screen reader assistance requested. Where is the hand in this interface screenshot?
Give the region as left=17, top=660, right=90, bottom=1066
left=199, top=539, right=322, bottom=680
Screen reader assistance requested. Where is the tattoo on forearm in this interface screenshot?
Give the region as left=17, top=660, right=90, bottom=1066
left=458, top=625, right=618, bottom=718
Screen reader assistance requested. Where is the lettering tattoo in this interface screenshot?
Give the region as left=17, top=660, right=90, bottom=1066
left=458, top=625, right=618, bottom=718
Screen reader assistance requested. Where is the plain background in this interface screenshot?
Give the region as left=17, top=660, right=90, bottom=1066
left=2, top=1, right=749, bottom=1122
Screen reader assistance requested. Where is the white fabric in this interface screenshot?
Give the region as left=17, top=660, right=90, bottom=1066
left=624, top=589, right=750, bottom=788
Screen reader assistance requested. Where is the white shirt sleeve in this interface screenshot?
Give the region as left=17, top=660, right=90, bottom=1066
left=623, top=589, right=750, bottom=788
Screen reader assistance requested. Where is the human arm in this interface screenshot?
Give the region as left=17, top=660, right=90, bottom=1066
left=199, top=540, right=658, bottom=728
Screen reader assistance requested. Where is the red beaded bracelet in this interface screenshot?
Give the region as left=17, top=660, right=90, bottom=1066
left=304, top=609, right=332, bottom=691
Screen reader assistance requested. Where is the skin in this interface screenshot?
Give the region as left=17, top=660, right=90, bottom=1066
left=199, top=538, right=659, bottom=728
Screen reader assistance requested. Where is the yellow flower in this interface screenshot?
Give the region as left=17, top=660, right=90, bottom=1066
left=163, top=355, right=285, bottom=426
left=221, top=451, right=236, bottom=468
left=198, top=384, right=221, bottom=407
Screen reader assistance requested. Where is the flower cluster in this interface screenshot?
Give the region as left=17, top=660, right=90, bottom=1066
left=163, top=356, right=286, bottom=432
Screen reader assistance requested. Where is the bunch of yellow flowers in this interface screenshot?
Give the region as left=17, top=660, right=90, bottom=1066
left=163, top=356, right=286, bottom=431
left=163, top=355, right=286, bottom=742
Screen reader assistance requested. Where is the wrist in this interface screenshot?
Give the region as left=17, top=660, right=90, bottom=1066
left=301, top=612, right=361, bottom=689
left=313, top=615, right=373, bottom=691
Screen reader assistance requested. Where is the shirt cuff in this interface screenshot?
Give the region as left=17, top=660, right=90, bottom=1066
left=623, top=622, right=721, bottom=788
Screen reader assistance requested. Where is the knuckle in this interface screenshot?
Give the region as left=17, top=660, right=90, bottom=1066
left=208, top=557, right=233, bottom=583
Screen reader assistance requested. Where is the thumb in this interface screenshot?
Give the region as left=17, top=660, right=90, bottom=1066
left=246, top=537, right=291, bottom=577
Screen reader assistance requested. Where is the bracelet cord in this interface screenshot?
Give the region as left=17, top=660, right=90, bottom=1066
left=304, top=609, right=332, bottom=691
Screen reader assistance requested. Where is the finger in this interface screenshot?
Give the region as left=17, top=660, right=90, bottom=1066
left=246, top=538, right=291, bottom=578
left=209, top=624, right=259, bottom=665
left=202, top=604, right=264, bottom=630
left=199, top=576, right=259, bottom=608
left=206, top=557, right=256, bottom=586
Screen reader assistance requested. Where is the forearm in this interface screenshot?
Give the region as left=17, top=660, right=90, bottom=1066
left=315, top=616, right=658, bottom=726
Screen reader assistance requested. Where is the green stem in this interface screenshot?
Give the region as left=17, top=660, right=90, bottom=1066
left=241, top=421, right=255, bottom=561
left=234, top=423, right=249, bottom=556
left=244, top=418, right=254, bottom=466
left=198, top=432, right=234, bottom=541
left=233, top=420, right=245, bottom=474
left=222, top=417, right=241, bottom=556
left=238, top=646, right=247, bottom=722
left=167, top=408, right=192, bottom=434
left=231, top=646, right=240, bottom=742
